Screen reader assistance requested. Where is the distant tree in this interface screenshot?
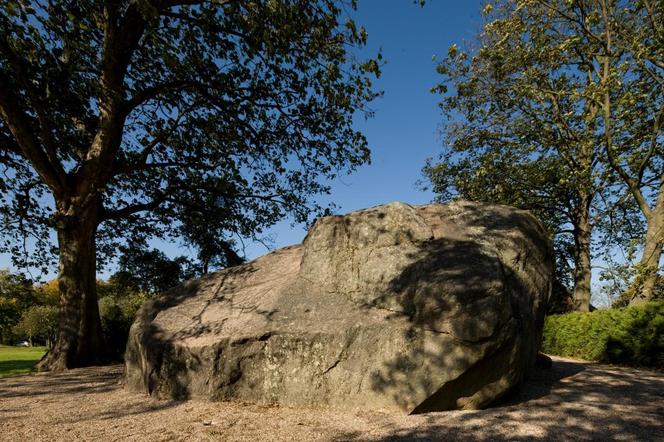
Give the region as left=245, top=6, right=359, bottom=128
left=13, top=305, right=59, bottom=347
left=0, top=270, right=57, bottom=343
left=112, top=247, right=194, bottom=294
left=426, top=0, right=661, bottom=310
left=177, top=221, right=245, bottom=275
left=0, top=270, right=36, bottom=305
left=0, top=0, right=379, bottom=370
left=0, top=297, right=19, bottom=344
left=34, top=279, right=61, bottom=306
left=98, top=290, right=147, bottom=360
left=0, top=270, right=36, bottom=343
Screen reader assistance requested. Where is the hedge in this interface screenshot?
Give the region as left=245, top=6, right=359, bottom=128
left=541, top=301, right=664, bottom=368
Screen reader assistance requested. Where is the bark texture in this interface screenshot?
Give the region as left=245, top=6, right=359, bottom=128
left=631, top=207, right=663, bottom=304
left=571, top=194, right=593, bottom=312
left=37, top=197, right=104, bottom=371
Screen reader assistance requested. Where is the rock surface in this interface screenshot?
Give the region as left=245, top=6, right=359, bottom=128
left=124, top=201, right=553, bottom=413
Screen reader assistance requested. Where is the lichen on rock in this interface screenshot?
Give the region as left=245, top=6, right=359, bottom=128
left=124, top=201, right=553, bottom=413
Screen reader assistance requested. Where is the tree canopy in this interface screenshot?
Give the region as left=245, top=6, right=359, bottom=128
left=0, top=0, right=380, bottom=369
left=0, top=0, right=379, bottom=271
left=425, top=0, right=663, bottom=310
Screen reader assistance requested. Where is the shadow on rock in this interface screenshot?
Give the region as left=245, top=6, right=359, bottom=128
left=368, top=203, right=553, bottom=412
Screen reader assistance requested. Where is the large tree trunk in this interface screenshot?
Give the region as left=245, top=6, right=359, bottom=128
left=572, top=196, right=593, bottom=312
left=37, top=197, right=104, bottom=371
left=631, top=207, right=663, bottom=305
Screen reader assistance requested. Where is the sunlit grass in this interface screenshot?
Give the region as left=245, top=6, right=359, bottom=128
left=0, top=345, right=47, bottom=377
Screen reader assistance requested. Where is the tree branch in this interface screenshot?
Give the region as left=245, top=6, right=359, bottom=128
left=636, top=103, right=664, bottom=185
left=100, top=192, right=169, bottom=221
left=599, top=4, right=652, bottom=219
left=0, top=72, right=67, bottom=195
left=0, top=35, right=63, bottom=176
left=123, top=80, right=195, bottom=113
left=78, top=0, right=152, bottom=194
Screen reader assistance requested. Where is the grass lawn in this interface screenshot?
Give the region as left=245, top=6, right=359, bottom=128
left=0, top=345, right=47, bottom=377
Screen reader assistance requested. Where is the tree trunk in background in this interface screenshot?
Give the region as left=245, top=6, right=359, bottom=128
left=631, top=206, right=663, bottom=305
left=37, top=197, right=104, bottom=371
left=572, top=196, right=593, bottom=312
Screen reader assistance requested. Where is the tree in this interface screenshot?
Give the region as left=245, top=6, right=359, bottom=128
left=0, top=0, right=379, bottom=370
left=0, top=270, right=37, bottom=343
left=34, top=279, right=61, bottom=306
left=578, top=0, right=663, bottom=303
left=112, top=247, right=198, bottom=294
left=98, top=287, right=147, bottom=360
left=13, top=305, right=59, bottom=347
left=426, top=0, right=661, bottom=310
left=426, top=0, right=605, bottom=311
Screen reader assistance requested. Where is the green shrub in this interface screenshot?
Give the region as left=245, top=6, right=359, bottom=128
left=99, top=292, right=148, bottom=361
left=542, top=301, right=664, bottom=368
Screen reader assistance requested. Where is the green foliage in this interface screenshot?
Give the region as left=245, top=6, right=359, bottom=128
left=542, top=302, right=664, bottom=368
left=0, top=267, right=163, bottom=356
left=0, top=270, right=37, bottom=307
left=0, top=270, right=37, bottom=344
left=2, top=1, right=380, bottom=364
left=99, top=291, right=148, bottom=361
left=0, top=267, right=158, bottom=356
left=112, top=247, right=200, bottom=294
left=0, top=297, right=21, bottom=345
left=12, top=305, right=58, bottom=346
left=612, top=274, right=664, bottom=308
left=0, top=0, right=380, bottom=274
left=33, top=279, right=60, bottom=306
left=425, top=0, right=663, bottom=305
left=0, top=345, right=47, bottom=377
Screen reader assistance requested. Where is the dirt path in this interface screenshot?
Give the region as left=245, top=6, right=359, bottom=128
left=0, top=356, right=662, bottom=441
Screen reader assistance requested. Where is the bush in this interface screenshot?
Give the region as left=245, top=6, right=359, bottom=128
left=542, top=301, right=664, bottom=368
left=99, top=292, right=148, bottom=361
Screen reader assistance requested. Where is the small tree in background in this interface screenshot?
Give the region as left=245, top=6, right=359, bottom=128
left=34, top=279, right=61, bottom=306
left=0, top=296, right=21, bottom=345
left=112, top=247, right=195, bottom=295
left=0, top=270, right=37, bottom=343
left=13, top=305, right=59, bottom=347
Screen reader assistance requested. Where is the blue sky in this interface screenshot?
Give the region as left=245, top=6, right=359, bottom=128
left=238, top=0, right=485, bottom=259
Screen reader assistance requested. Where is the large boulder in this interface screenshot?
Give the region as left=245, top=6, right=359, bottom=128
left=124, top=201, right=553, bottom=413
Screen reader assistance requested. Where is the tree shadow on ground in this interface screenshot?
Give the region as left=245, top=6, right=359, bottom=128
left=0, top=365, right=121, bottom=400
left=490, top=358, right=585, bottom=406
left=0, top=364, right=182, bottom=425
left=0, top=359, right=39, bottom=377
left=332, top=358, right=664, bottom=441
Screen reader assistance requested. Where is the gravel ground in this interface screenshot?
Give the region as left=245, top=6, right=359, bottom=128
left=0, top=356, right=662, bottom=442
